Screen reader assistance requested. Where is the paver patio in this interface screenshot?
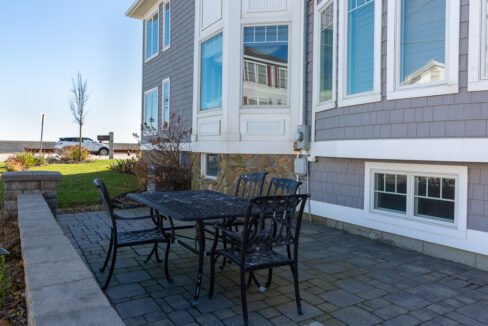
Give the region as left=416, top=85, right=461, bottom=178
left=58, top=209, right=488, bottom=325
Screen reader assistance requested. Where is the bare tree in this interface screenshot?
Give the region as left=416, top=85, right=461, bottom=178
left=69, top=72, right=89, bottom=160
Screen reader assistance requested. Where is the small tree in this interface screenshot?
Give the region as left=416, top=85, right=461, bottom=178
left=69, top=72, right=89, bottom=161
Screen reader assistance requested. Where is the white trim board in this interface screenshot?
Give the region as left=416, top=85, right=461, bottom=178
left=192, top=140, right=296, bottom=155
left=311, top=138, right=488, bottom=163
left=308, top=199, right=488, bottom=256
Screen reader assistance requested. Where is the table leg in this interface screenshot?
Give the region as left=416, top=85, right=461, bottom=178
left=192, top=220, right=205, bottom=306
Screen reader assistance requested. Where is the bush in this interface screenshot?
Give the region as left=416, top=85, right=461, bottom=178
left=0, top=256, right=11, bottom=311
left=4, top=152, right=46, bottom=171
left=110, top=158, right=139, bottom=175
left=59, top=146, right=89, bottom=162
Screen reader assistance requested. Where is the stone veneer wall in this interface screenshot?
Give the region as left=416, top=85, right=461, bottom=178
left=191, top=153, right=296, bottom=194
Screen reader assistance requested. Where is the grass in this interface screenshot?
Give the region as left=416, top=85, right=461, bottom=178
left=0, top=160, right=140, bottom=208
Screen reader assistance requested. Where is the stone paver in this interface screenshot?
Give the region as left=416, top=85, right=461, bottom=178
left=58, top=209, right=488, bottom=325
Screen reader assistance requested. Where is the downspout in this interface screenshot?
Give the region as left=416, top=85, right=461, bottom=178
left=302, top=0, right=309, bottom=127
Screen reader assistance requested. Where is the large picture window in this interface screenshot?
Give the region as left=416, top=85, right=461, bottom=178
left=387, top=0, right=459, bottom=99
left=144, top=88, right=158, bottom=131
left=200, top=33, right=223, bottom=111
left=242, top=25, right=289, bottom=107
left=145, top=12, right=159, bottom=60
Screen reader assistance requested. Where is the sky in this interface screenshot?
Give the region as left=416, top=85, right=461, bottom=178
left=0, top=1, right=142, bottom=143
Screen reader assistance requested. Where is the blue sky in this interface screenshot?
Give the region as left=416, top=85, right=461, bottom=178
left=0, top=1, right=142, bottom=143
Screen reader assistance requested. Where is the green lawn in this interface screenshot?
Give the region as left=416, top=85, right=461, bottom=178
left=0, top=160, right=140, bottom=208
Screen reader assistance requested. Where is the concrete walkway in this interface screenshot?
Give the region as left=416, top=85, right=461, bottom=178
left=58, top=210, right=488, bottom=325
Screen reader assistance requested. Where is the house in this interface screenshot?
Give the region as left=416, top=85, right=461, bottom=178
left=126, top=0, right=488, bottom=269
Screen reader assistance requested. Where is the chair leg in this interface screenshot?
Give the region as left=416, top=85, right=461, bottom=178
left=291, top=263, right=302, bottom=315
left=240, top=269, right=250, bottom=326
left=154, top=243, right=162, bottom=263
left=100, top=235, right=113, bottom=273
left=265, top=268, right=273, bottom=289
left=209, top=252, right=216, bottom=298
left=144, top=244, right=156, bottom=263
left=164, top=241, right=173, bottom=283
left=102, top=243, right=117, bottom=290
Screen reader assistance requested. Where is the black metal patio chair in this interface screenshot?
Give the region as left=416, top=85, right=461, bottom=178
left=215, top=172, right=267, bottom=268
left=209, top=194, right=309, bottom=326
left=93, top=178, right=173, bottom=290
left=247, top=177, right=302, bottom=290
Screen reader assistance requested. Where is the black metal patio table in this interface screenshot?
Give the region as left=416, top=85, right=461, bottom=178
left=127, top=190, right=249, bottom=305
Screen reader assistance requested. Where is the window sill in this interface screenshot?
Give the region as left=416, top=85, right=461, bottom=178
left=387, top=84, right=459, bottom=100
left=468, top=80, right=488, bottom=92
left=144, top=53, right=159, bottom=63
left=200, top=177, right=218, bottom=182
left=314, top=101, right=336, bottom=113
left=162, top=45, right=171, bottom=52
left=338, top=93, right=381, bottom=108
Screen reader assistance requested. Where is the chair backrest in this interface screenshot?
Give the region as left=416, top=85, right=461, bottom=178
left=235, top=172, right=268, bottom=199
left=93, top=178, right=117, bottom=229
left=266, top=178, right=302, bottom=196
left=241, top=194, right=309, bottom=262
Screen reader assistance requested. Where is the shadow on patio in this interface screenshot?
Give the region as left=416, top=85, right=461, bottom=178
left=58, top=209, right=488, bottom=326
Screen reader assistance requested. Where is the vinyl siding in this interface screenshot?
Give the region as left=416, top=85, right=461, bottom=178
left=141, top=0, right=194, bottom=140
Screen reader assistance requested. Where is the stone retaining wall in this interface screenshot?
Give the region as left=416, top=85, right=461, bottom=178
left=191, top=153, right=296, bottom=194
left=18, top=193, right=124, bottom=325
left=1, top=171, right=62, bottom=219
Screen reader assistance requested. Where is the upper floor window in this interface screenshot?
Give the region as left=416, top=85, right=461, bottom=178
left=387, top=0, right=459, bottom=99
left=145, top=12, right=159, bottom=61
left=162, top=78, right=170, bottom=129
left=144, top=88, right=158, bottom=131
left=163, top=1, right=171, bottom=50
left=200, top=33, right=223, bottom=111
left=313, top=0, right=337, bottom=112
left=347, top=0, right=374, bottom=95
left=242, top=25, right=289, bottom=107
left=469, top=0, right=488, bottom=92
left=338, top=0, right=381, bottom=107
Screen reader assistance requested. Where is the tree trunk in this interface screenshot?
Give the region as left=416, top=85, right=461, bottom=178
left=78, top=123, right=82, bottom=161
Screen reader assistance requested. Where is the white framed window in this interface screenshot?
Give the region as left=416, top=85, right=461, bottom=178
left=468, top=0, right=488, bottom=92
left=387, top=0, right=459, bottom=100
left=200, top=32, right=223, bottom=111
left=338, top=0, right=381, bottom=107
left=313, top=0, right=337, bottom=112
left=201, top=153, right=219, bottom=179
left=143, top=87, right=159, bottom=132
left=163, top=1, right=171, bottom=51
left=145, top=11, right=159, bottom=61
left=365, top=162, right=467, bottom=239
left=162, top=78, right=170, bottom=129
left=242, top=25, right=289, bottom=108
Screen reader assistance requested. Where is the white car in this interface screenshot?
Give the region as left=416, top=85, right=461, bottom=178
left=55, top=137, right=109, bottom=156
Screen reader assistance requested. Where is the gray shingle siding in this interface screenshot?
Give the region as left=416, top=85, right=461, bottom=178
left=141, top=0, right=195, bottom=139
left=309, top=0, right=488, bottom=141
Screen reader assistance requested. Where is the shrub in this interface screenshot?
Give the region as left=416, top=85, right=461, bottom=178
left=0, top=255, right=11, bottom=311
left=110, top=158, right=139, bottom=175
left=59, top=146, right=89, bottom=162
left=4, top=152, right=46, bottom=171
left=135, top=113, right=192, bottom=191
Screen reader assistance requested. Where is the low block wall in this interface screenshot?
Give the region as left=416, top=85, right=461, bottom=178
left=1, top=171, right=62, bottom=219
left=0, top=140, right=140, bottom=153
left=18, top=193, right=124, bottom=325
